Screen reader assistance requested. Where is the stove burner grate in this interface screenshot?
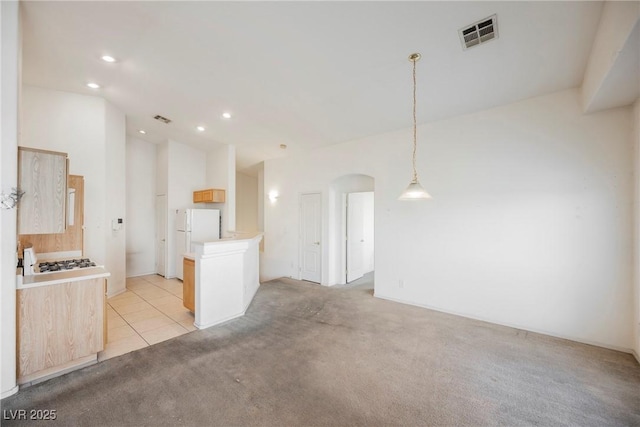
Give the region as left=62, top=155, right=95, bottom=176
left=37, top=258, right=97, bottom=273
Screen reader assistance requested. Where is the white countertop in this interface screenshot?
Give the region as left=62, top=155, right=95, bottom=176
left=18, top=267, right=111, bottom=290
left=198, top=232, right=263, bottom=245
left=183, top=233, right=263, bottom=261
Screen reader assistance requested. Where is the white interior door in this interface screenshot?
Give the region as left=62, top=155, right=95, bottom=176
left=347, top=192, right=365, bottom=283
left=156, top=194, right=167, bottom=277
left=300, top=193, right=322, bottom=283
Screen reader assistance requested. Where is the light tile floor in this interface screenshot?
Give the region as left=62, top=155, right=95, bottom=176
left=98, top=275, right=195, bottom=361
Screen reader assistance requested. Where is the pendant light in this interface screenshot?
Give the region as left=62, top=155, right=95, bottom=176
left=399, top=53, right=432, bottom=201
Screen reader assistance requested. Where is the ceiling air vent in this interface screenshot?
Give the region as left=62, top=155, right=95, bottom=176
left=153, top=114, right=172, bottom=124
left=459, top=14, right=498, bottom=50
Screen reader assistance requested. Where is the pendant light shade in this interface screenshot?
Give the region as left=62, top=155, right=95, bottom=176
left=399, top=52, right=432, bottom=201
left=399, top=178, right=432, bottom=200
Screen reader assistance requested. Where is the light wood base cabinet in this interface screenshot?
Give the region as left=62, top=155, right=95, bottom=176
left=17, top=278, right=105, bottom=384
left=183, top=258, right=195, bottom=312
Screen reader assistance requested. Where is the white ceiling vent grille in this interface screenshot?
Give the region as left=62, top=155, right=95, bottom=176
left=459, top=14, right=498, bottom=50
left=153, top=114, right=172, bottom=124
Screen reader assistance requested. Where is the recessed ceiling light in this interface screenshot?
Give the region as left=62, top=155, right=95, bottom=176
left=87, top=82, right=100, bottom=89
left=221, top=112, right=232, bottom=120
left=101, top=55, right=116, bottom=63
left=196, top=126, right=205, bottom=132
left=138, top=130, right=146, bottom=134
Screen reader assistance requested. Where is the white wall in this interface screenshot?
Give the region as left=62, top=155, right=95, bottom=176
left=634, top=97, right=640, bottom=361
left=257, top=163, right=264, bottom=233
left=155, top=142, right=168, bottom=277
left=206, top=144, right=236, bottom=235
left=236, top=172, right=258, bottom=232
left=257, top=164, right=264, bottom=252
left=1, top=0, right=19, bottom=399
left=362, top=192, right=374, bottom=274
left=582, top=1, right=640, bottom=112
left=164, top=139, right=207, bottom=278
left=264, top=88, right=634, bottom=351
left=22, top=87, right=105, bottom=260
left=21, top=86, right=126, bottom=296
left=150, top=140, right=239, bottom=278
left=105, top=100, right=126, bottom=293
left=126, top=136, right=157, bottom=276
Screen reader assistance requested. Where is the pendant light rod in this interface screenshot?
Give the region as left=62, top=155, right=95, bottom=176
left=410, top=53, right=420, bottom=182
left=399, top=52, right=431, bottom=201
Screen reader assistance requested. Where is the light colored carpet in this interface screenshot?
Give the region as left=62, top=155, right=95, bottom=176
left=2, top=276, right=639, bottom=426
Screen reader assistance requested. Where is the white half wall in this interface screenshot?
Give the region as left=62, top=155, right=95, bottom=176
left=1, top=0, right=19, bottom=399
left=236, top=172, right=258, bottom=232
left=264, top=88, right=634, bottom=351
left=21, top=86, right=126, bottom=296
left=126, top=136, right=157, bottom=277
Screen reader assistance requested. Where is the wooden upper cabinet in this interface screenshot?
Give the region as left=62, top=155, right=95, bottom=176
left=18, top=147, right=68, bottom=235
left=19, top=175, right=84, bottom=255
left=193, top=188, right=225, bottom=203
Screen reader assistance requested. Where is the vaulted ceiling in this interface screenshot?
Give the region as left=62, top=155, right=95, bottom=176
left=19, top=1, right=634, bottom=175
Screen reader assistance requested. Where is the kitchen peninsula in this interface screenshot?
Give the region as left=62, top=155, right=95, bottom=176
left=16, top=267, right=110, bottom=386
left=185, top=233, right=262, bottom=329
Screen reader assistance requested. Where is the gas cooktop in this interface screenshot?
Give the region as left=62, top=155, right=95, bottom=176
left=37, top=258, right=97, bottom=273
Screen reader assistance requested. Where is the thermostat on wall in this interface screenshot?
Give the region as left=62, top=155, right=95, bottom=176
left=111, top=218, right=123, bottom=231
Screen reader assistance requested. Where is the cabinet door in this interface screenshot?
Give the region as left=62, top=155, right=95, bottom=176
left=18, top=147, right=68, bottom=234
left=103, top=280, right=108, bottom=347
left=18, top=175, right=84, bottom=254
left=194, top=188, right=225, bottom=203
left=183, top=258, right=195, bottom=312
left=212, top=189, right=226, bottom=203
left=201, top=189, right=214, bottom=202
left=17, top=278, right=104, bottom=380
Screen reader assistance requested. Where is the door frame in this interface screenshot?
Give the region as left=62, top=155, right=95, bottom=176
left=346, top=192, right=365, bottom=283
left=155, top=194, right=167, bottom=277
left=298, top=192, right=323, bottom=284
left=343, top=191, right=375, bottom=285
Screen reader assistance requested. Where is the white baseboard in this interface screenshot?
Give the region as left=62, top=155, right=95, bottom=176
left=1, top=385, right=19, bottom=399
left=243, top=282, right=260, bottom=312
left=125, top=272, right=157, bottom=278
left=106, top=287, right=126, bottom=298
left=632, top=349, right=640, bottom=365
left=195, top=311, right=244, bottom=330
left=374, top=292, right=634, bottom=355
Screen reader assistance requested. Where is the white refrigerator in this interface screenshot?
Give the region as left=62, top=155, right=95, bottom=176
left=175, top=208, right=220, bottom=280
